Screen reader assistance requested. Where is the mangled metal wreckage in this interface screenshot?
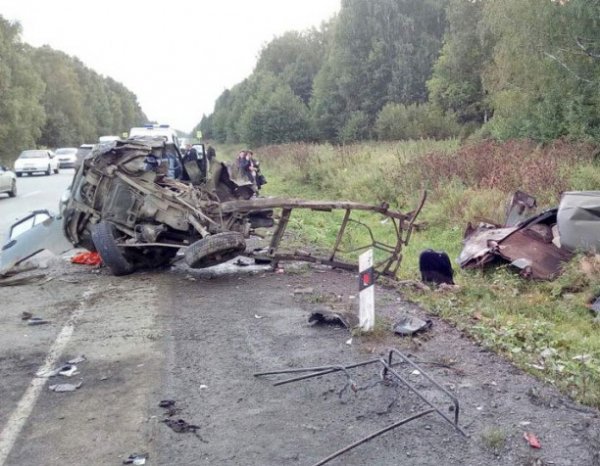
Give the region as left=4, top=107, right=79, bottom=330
left=1, top=137, right=424, bottom=276
left=458, top=190, right=600, bottom=280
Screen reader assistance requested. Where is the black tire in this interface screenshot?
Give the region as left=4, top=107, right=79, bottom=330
left=8, top=180, right=16, bottom=198
left=184, top=232, right=246, bottom=269
left=16, top=172, right=22, bottom=178
left=53, top=167, right=59, bottom=174
left=91, top=221, right=135, bottom=276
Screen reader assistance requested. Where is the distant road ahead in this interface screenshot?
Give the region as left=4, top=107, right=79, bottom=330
left=0, top=170, right=74, bottom=238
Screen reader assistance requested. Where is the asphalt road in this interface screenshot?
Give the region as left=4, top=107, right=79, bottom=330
left=0, top=170, right=74, bottom=239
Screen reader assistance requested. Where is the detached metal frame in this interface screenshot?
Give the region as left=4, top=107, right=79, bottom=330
left=219, top=192, right=427, bottom=278
left=255, top=348, right=467, bottom=466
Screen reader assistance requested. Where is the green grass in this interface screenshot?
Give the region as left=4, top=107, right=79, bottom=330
left=481, top=427, right=507, bottom=454
left=242, top=138, right=600, bottom=408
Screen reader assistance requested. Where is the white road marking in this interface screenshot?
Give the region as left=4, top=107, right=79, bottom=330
left=20, top=191, right=41, bottom=198
left=0, top=287, right=94, bottom=465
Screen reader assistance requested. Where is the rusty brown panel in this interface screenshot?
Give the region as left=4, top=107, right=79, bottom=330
left=496, top=229, right=573, bottom=280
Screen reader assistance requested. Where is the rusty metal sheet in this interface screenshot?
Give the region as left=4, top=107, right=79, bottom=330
left=496, top=228, right=573, bottom=279
left=459, top=206, right=573, bottom=280
left=458, top=225, right=518, bottom=269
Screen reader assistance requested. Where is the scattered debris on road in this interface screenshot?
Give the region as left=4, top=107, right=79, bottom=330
left=0, top=273, right=48, bottom=286
left=392, top=315, right=432, bottom=336
left=158, top=399, right=180, bottom=416
left=58, top=365, right=78, bottom=377
left=255, top=348, right=466, bottom=465
left=308, top=309, right=355, bottom=328
left=122, top=453, right=148, bottom=465
left=26, top=316, right=50, bottom=326
left=70, top=251, right=102, bottom=266
left=161, top=418, right=200, bottom=434
left=48, top=381, right=83, bottom=392
left=67, top=355, right=86, bottom=364
left=523, top=431, right=542, bottom=449
left=37, top=358, right=86, bottom=378
left=0, top=264, right=38, bottom=278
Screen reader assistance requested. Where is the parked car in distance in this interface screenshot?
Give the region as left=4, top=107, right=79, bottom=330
left=54, top=147, right=78, bottom=169
left=74, top=144, right=96, bottom=169
left=0, top=165, right=17, bottom=197
left=14, top=149, right=59, bottom=177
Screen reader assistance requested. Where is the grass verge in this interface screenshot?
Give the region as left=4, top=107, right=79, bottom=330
left=233, top=138, right=600, bottom=408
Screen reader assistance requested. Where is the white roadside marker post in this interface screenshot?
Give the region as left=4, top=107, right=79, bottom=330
left=359, top=249, right=375, bottom=331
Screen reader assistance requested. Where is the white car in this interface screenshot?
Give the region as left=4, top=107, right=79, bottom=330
left=14, top=149, right=60, bottom=177
left=54, top=147, right=78, bottom=169
left=0, top=165, right=17, bottom=197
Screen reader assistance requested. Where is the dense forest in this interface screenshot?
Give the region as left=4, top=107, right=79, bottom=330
left=196, top=0, right=600, bottom=147
left=0, top=16, right=146, bottom=163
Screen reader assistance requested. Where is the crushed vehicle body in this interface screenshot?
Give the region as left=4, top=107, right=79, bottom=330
left=52, top=137, right=423, bottom=276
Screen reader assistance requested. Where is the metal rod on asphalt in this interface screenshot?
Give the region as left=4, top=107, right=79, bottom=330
left=253, top=358, right=381, bottom=377
left=381, top=363, right=468, bottom=437
left=311, top=409, right=435, bottom=466
left=387, top=349, right=463, bottom=428
left=274, top=365, right=355, bottom=387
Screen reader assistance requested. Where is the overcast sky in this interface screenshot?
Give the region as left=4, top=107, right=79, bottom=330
left=1, top=0, right=340, bottom=133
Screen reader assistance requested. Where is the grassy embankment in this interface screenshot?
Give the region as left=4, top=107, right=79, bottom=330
left=215, top=139, right=600, bottom=407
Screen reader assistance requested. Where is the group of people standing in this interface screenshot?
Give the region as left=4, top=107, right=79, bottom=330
left=236, top=149, right=266, bottom=191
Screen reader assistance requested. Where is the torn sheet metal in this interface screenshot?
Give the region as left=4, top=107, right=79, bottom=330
left=459, top=208, right=572, bottom=279
left=392, top=315, right=432, bottom=336
left=495, top=228, right=573, bottom=279
left=505, top=191, right=537, bottom=227
left=457, top=225, right=517, bottom=269
left=557, top=191, right=600, bottom=253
